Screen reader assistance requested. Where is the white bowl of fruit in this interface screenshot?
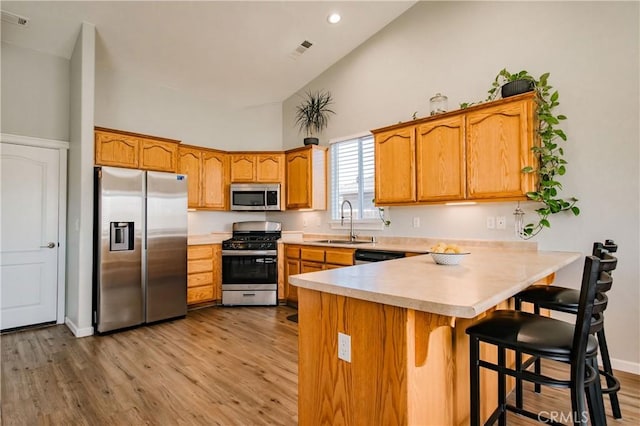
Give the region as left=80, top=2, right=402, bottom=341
left=429, top=243, right=469, bottom=265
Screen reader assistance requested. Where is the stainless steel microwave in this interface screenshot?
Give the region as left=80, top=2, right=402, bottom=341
left=230, top=183, right=281, bottom=211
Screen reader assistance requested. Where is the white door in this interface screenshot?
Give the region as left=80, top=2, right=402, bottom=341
left=1, top=143, right=60, bottom=330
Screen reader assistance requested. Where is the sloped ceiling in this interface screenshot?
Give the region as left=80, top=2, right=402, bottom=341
left=1, top=1, right=416, bottom=107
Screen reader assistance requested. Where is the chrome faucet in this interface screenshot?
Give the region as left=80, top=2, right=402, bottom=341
left=341, top=200, right=356, bottom=242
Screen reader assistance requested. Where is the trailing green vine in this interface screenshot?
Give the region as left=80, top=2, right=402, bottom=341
left=488, top=69, right=579, bottom=238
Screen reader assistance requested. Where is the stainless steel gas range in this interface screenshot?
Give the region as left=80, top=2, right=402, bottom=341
left=221, top=221, right=281, bottom=306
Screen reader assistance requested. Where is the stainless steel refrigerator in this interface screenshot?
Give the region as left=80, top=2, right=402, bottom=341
left=93, top=166, right=188, bottom=333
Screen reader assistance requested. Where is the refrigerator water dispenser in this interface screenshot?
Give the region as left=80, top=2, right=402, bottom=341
left=110, top=222, right=134, bottom=251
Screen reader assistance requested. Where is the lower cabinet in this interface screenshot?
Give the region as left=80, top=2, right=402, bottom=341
left=283, top=244, right=354, bottom=306
left=187, top=244, right=221, bottom=306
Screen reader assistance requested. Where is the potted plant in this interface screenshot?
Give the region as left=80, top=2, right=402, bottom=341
left=488, top=69, right=580, bottom=238
left=294, top=89, right=335, bottom=145
left=487, top=69, right=535, bottom=100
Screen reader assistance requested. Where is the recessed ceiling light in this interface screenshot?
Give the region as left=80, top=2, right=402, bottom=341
left=327, top=13, right=341, bottom=24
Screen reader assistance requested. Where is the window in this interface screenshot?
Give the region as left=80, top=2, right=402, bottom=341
left=330, top=134, right=376, bottom=221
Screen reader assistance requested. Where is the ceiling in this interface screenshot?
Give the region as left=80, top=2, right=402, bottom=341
left=1, top=1, right=415, bottom=108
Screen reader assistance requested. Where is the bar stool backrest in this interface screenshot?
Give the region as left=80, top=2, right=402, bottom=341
left=572, top=255, right=604, bottom=377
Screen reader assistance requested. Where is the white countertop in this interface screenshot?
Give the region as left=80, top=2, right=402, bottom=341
left=288, top=247, right=581, bottom=318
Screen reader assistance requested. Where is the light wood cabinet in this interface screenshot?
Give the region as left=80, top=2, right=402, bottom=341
left=285, top=146, right=327, bottom=210
left=177, top=146, right=202, bottom=208
left=282, top=244, right=354, bottom=305
left=466, top=97, right=537, bottom=200
left=371, top=92, right=537, bottom=205
left=139, top=138, right=178, bottom=172
left=202, top=150, right=229, bottom=209
left=178, top=145, right=229, bottom=210
left=95, top=127, right=180, bottom=172
left=256, top=153, right=285, bottom=182
left=374, top=126, right=416, bottom=204
left=230, top=152, right=285, bottom=183
left=95, top=129, right=140, bottom=169
left=416, top=115, right=466, bottom=202
left=230, top=154, right=256, bottom=182
left=187, top=244, right=221, bottom=305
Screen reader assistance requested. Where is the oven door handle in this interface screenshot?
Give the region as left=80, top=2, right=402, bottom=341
left=222, top=250, right=277, bottom=256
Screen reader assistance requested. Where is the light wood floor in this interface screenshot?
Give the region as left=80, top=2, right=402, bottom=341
left=2, top=305, right=639, bottom=425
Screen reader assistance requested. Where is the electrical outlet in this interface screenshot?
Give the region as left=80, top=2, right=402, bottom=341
left=486, top=216, right=495, bottom=229
left=496, top=216, right=506, bottom=230
left=413, top=217, right=420, bottom=228
left=338, top=332, right=351, bottom=362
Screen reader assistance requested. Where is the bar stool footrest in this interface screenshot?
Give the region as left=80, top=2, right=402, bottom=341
left=599, top=369, right=621, bottom=394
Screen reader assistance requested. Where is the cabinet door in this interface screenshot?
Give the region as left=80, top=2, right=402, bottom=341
left=285, top=258, right=301, bottom=303
left=466, top=99, right=536, bottom=200
left=139, top=139, right=178, bottom=172
left=416, top=116, right=466, bottom=202
left=230, top=154, right=256, bottom=182
left=374, top=126, right=416, bottom=204
left=178, top=146, right=202, bottom=208
left=95, top=130, right=140, bottom=168
left=256, top=153, right=284, bottom=183
left=202, top=151, right=228, bottom=210
left=211, top=244, right=222, bottom=301
left=286, top=149, right=312, bottom=209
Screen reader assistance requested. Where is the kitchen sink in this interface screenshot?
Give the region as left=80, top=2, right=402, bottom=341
left=311, top=239, right=371, bottom=245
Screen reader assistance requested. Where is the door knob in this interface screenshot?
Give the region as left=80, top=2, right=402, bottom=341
left=40, top=242, right=56, bottom=248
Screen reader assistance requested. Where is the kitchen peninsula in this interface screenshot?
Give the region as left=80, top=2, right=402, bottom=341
left=289, top=248, right=581, bottom=425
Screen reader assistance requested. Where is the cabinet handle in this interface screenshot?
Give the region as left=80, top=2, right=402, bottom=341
left=40, top=242, right=56, bottom=249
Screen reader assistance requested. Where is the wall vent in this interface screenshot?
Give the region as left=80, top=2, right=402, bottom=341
left=1, top=10, right=30, bottom=27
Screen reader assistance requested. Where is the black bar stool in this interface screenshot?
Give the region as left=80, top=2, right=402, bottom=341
left=466, top=253, right=616, bottom=425
left=514, top=240, right=621, bottom=419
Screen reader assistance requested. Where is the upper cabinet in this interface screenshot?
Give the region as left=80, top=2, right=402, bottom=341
left=95, top=127, right=179, bottom=172
left=230, top=154, right=256, bottom=182
left=465, top=97, right=537, bottom=200
left=374, top=126, right=416, bottom=204
left=416, top=115, right=465, bottom=202
left=230, top=153, right=285, bottom=183
left=371, top=92, right=537, bottom=205
left=94, top=129, right=140, bottom=169
left=178, top=145, right=229, bottom=210
left=285, top=145, right=327, bottom=210
left=256, top=153, right=285, bottom=183
left=139, top=138, right=179, bottom=172
left=178, top=146, right=202, bottom=208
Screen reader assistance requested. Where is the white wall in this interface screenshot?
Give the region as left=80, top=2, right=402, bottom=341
left=1, top=42, right=70, bottom=140
left=94, top=64, right=284, bottom=234
left=95, top=67, right=283, bottom=151
left=277, top=1, right=640, bottom=369
left=65, top=22, right=96, bottom=337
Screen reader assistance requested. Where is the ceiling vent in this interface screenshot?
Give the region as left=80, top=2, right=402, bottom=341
left=289, top=40, right=313, bottom=60
left=1, top=10, right=30, bottom=27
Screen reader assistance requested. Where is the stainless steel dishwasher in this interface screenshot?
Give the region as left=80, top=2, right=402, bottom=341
left=354, top=249, right=406, bottom=264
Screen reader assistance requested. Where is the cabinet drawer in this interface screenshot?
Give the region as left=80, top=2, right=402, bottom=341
left=188, top=258, right=213, bottom=274
left=188, top=272, right=213, bottom=288
left=188, top=245, right=213, bottom=260
left=301, top=247, right=325, bottom=262
left=187, top=286, right=214, bottom=304
left=325, top=249, right=354, bottom=266
left=286, top=246, right=301, bottom=259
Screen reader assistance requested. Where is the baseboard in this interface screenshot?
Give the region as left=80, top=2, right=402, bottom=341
left=64, top=317, right=94, bottom=337
left=611, top=357, right=640, bottom=375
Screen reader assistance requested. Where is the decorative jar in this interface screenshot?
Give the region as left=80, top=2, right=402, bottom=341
left=429, top=93, right=448, bottom=116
